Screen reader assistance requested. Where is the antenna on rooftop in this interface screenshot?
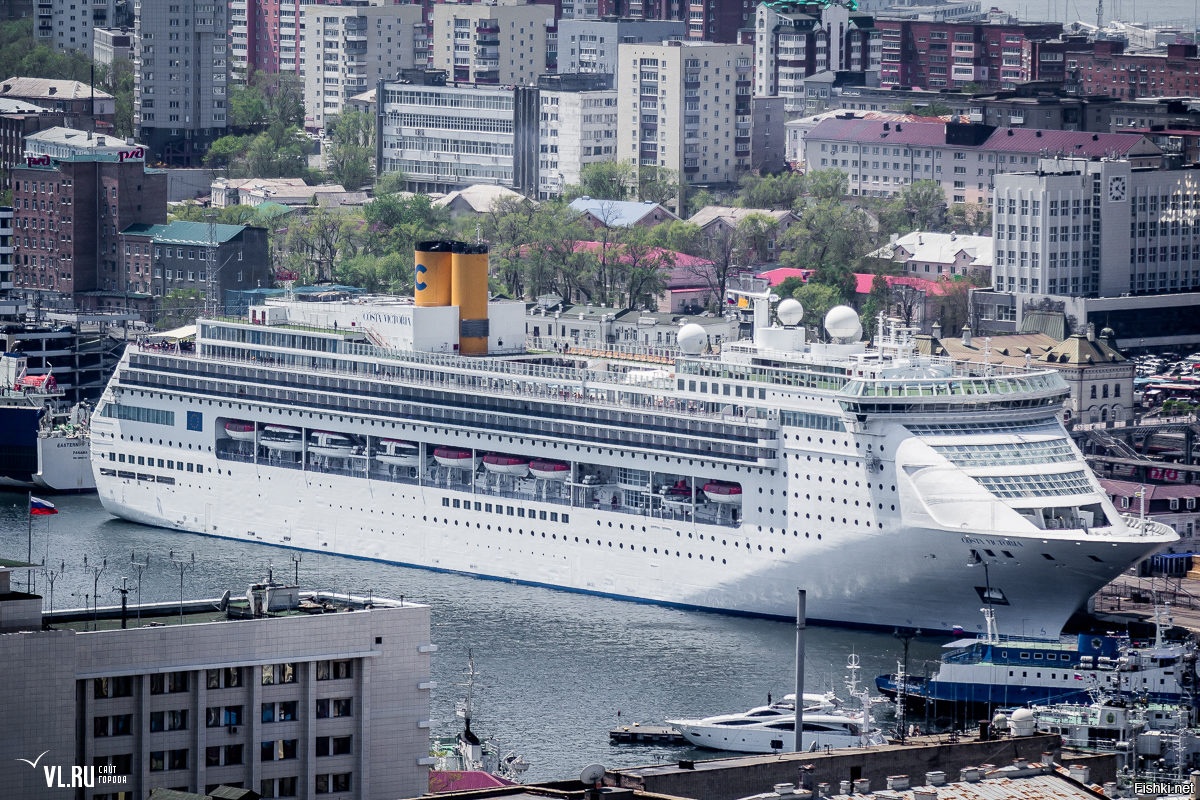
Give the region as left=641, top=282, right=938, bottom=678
left=83, top=555, right=107, bottom=631
left=130, top=551, right=150, bottom=625
left=40, top=560, right=65, bottom=618
left=168, top=550, right=196, bottom=625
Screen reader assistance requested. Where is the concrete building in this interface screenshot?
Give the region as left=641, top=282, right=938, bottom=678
left=93, top=28, right=135, bottom=67
left=23, top=127, right=148, bottom=161
left=871, top=230, right=994, bottom=278
left=802, top=117, right=1161, bottom=203
left=875, top=18, right=1062, bottom=91
left=10, top=148, right=168, bottom=312
left=33, top=0, right=122, bottom=56
left=535, top=73, right=617, bottom=198
left=0, top=103, right=64, bottom=195
left=617, top=40, right=753, bottom=192
left=0, top=561, right=432, bottom=800
left=0, top=78, right=115, bottom=132
left=0, top=207, right=16, bottom=318
left=229, top=0, right=324, bottom=78
left=119, top=221, right=271, bottom=319
left=751, top=95, right=787, bottom=173
left=558, top=18, right=685, bottom=74
left=301, top=3, right=424, bottom=132
left=568, top=197, right=678, bottom=228
left=430, top=2, right=553, bottom=87
left=687, top=205, right=798, bottom=265
left=753, top=2, right=878, bottom=113
left=378, top=77, right=519, bottom=194
left=132, top=0, right=231, bottom=166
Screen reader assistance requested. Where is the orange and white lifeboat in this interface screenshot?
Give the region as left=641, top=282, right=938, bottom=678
left=703, top=481, right=742, bottom=505
left=529, top=460, right=569, bottom=481
left=434, top=447, right=476, bottom=469
left=224, top=420, right=256, bottom=441
left=482, top=453, right=530, bottom=477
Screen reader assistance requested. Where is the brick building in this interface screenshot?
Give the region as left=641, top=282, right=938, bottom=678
left=876, top=19, right=1062, bottom=91
left=0, top=77, right=115, bottom=131
left=10, top=152, right=167, bottom=312
left=0, top=102, right=63, bottom=194
left=1056, top=39, right=1200, bottom=101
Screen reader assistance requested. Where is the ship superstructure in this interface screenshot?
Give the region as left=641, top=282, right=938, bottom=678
left=89, top=244, right=1176, bottom=635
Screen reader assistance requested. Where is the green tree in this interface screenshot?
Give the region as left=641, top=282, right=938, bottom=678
left=374, top=170, right=408, bottom=195
left=947, top=202, right=993, bottom=235
left=324, top=108, right=375, bottom=189
left=737, top=172, right=806, bottom=209
left=899, top=101, right=954, bottom=117
left=792, top=283, right=845, bottom=341
left=646, top=220, right=703, bottom=257
left=637, top=166, right=679, bottom=207
left=158, top=288, right=204, bottom=328
left=480, top=195, right=542, bottom=298
left=882, top=180, right=947, bottom=234
left=780, top=200, right=874, bottom=278
left=860, top=273, right=891, bottom=339
left=567, top=162, right=636, bottom=201
left=802, top=169, right=849, bottom=203
left=610, top=226, right=671, bottom=309
left=229, top=82, right=268, bottom=129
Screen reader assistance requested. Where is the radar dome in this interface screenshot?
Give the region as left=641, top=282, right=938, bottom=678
left=677, top=323, right=707, bottom=355
left=824, top=305, right=863, bottom=343
left=777, top=298, right=804, bottom=327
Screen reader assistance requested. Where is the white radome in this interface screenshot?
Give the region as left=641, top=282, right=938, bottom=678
left=677, top=323, right=707, bottom=355
left=824, top=305, right=863, bottom=342
left=777, top=298, right=804, bottom=327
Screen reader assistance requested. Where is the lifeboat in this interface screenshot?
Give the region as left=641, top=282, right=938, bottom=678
left=703, top=481, right=742, bottom=505
left=660, top=480, right=694, bottom=507
left=307, top=430, right=356, bottom=456
left=529, top=460, right=570, bottom=481
left=434, top=447, right=476, bottom=469
left=260, top=425, right=303, bottom=452
left=224, top=420, right=256, bottom=441
left=483, top=453, right=530, bottom=477
left=375, top=438, right=421, bottom=467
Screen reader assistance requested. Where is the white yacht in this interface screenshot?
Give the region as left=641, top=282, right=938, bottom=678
left=88, top=247, right=1176, bottom=635
left=668, top=711, right=887, bottom=754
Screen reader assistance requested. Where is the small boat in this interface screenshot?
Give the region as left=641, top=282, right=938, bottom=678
left=307, top=430, right=356, bottom=457
left=375, top=438, right=422, bottom=467
left=260, top=425, right=303, bottom=452
left=482, top=454, right=529, bottom=477
left=434, top=447, right=476, bottom=469
left=667, top=709, right=884, bottom=754
left=223, top=420, right=256, bottom=441
left=703, top=481, right=742, bottom=504
left=529, top=460, right=569, bottom=481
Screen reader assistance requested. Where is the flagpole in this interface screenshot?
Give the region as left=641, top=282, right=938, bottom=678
left=26, top=491, right=33, bottom=593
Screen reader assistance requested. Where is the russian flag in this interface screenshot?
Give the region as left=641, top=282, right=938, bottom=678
left=29, top=497, right=57, bottom=516
left=1073, top=673, right=1084, bottom=680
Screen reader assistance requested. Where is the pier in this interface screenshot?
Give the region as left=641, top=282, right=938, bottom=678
left=609, top=725, right=688, bottom=745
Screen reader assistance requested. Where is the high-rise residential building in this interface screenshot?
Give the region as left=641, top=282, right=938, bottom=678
left=753, top=2, right=878, bottom=113
left=535, top=73, right=617, bottom=198
left=0, top=207, right=17, bottom=318
left=617, top=40, right=753, bottom=190
left=0, top=562, right=433, bottom=800
left=133, top=0, right=231, bottom=166
left=302, top=3, right=424, bottom=132
left=10, top=138, right=168, bottom=312
left=378, top=75, right=519, bottom=193
left=876, top=19, right=1062, bottom=91
left=558, top=19, right=685, bottom=74
left=430, top=1, right=553, bottom=87
left=33, top=0, right=121, bottom=55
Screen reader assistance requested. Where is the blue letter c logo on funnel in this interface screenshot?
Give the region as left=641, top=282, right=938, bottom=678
left=415, top=262, right=428, bottom=291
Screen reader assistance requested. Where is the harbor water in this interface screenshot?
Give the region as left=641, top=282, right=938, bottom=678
left=1, top=490, right=948, bottom=783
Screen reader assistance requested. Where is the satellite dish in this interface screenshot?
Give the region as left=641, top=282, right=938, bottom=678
left=777, top=298, right=804, bottom=327
left=824, top=305, right=863, bottom=343
left=580, top=763, right=606, bottom=785
left=677, top=323, right=707, bottom=356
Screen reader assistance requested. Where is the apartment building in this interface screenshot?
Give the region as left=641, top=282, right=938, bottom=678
left=34, top=0, right=122, bottom=56
left=0, top=77, right=115, bottom=131
left=0, top=207, right=15, bottom=316
left=132, top=0, right=231, bottom=166
left=753, top=2, right=878, bottom=113
left=1058, top=40, right=1200, bottom=101
left=93, top=28, right=134, bottom=67
left=303, top=3, right=424, bottom=132
left=558, top=18, right=685, bottom=74
left=876, top=19, right=1062, bottom=91
left=536, top=73, right=617, bottom=198
left=617, top=40, right=752, bottom=189
left=10, top=147, right=168, bottom=312
left=228, top=0, right=315, bottom=78
left=802, top=117, right=1160, bottom=203
left=430, top=2, right=553, bottom=87
left=0, top=103, right=64, bottom=194
left=0, top=563, right=432, bottom=800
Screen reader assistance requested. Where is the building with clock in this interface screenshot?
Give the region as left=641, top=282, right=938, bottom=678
left=976, top=156, right=1200, bottom=351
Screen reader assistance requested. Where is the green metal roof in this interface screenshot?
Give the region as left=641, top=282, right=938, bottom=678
left=121, top=220, right=245, bottom=245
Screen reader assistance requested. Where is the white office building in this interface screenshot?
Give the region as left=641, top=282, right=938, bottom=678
left=0, top=561, right=433, bottom=800
left=617, top=40, right=753, bottom=188
left=302, top=3, right=424, bottom=132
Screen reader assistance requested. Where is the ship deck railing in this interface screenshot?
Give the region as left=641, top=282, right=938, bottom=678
left=214, top=445, right=739, bottom=527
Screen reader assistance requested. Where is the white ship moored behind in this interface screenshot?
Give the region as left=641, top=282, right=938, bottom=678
left=89, top=243, right=1176, bottom=635
left=0, top=353, right=94, bottom=492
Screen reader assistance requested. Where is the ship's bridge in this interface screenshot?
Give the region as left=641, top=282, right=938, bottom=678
left=836, top=367, right=1069, bottom=420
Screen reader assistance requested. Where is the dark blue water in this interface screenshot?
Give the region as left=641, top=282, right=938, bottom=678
left=0, top=491, right=947, bottom=782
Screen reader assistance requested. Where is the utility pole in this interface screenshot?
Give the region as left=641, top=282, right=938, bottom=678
left=168, top=551, right=195, bottom=625
left=114, top=577, right=131, bottom=629
left=84, top=555, right=107, bottom=631
left=130, top=551, right=150, bottom=626
left=40, top=560, right=65, bottom=620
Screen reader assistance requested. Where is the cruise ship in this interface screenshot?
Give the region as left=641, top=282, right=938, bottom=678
left=89, top=242, right=1176, bottom=635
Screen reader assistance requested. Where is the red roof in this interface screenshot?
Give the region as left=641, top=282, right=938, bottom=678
left=758, top=267, right=812, bottom=286
left=852, top=273, right=949, bottom=296
left=428, top=771, right=518, bottom=793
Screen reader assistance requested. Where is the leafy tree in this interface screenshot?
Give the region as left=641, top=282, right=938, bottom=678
left=282, top=208, right=365, bottom=283
left=610, top=226, right=670, bottom=309
left=734, top=213, right=780, bottom=265
left=802, top=169, right=849, bottom=203
left=324, top=108, right=375, bottom=189
left=229, top=82, right=268, bottom=129
left=737, top=172, right=806, bottom=210
left=860, top=273, right=891, bottom=338
left=567, top=162, right=636, bottom=201
left=646, top=220, right=703, bottom=257
left=882, top=180, right=947, bottom=234
left=637, top=166, right=678, bottom=207
left=947, top=202, right=993, bottom=235
left=99, top=60, right=134, bottom=138
left=374, top=170, right=409, bottom=195
left=775, top=275, right=807, bottom=299
left=335, top=252, right=412, bottom=294
left=158, top=288, right=204, bottom=329
left=779, top=201, right=874, bottom=279
left=685, top=188, right=715, bottom=218
left=480, top=195, right=542, bottom=298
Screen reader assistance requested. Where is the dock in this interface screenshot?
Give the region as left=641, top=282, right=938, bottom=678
left=609, top=724, right=687, bottom=745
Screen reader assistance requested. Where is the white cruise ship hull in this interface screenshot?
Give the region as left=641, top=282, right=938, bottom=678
left=89, top=306, right=1177, bottom=636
